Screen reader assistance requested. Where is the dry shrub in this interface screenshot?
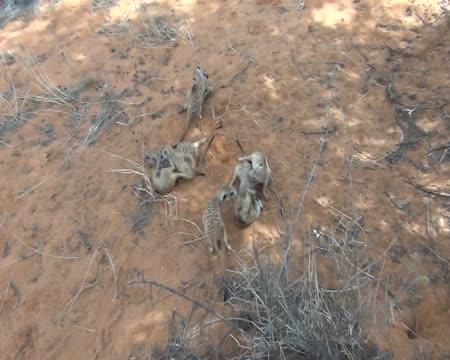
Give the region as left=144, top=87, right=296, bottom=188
left=220, top=243, right=391, bottom=359
left=0, top=0, right=38, bottom=28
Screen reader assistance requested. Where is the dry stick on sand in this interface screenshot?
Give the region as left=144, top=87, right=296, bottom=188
left=289, top=86, right=337, bottom=235
left=14, top=235, right=79, bottom=260
left=406, top=178, right=450, bottom=198
left=62, top=249, right=98, bottom=324
left=289, top=127, right=332, bottom=235
left=220, top=62, right=253, bottom=89
left=0, top=216, right=7, bottom=231
left=104, top=248, right=118, bottom=301
left=15, top=172, right=57, bottom=200
left=290, top=48, right=307, bottom=81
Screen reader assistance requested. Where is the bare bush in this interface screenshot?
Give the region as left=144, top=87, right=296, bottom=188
left=218, top=240, right=390, bottom=360
left=129, top=309, right=208, bottom=360
left=91, top=0, right=117, bottom=12
left=0, top=0, right=39, bottom=28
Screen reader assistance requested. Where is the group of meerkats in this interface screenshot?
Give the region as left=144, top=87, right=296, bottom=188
left=144, top=65, right=272, bottom=261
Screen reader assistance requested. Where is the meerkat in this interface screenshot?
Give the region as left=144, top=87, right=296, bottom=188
left=150, top=151, right=193, bottom=194
left=179, top=65, right=214, bottom=142
left=234, top=175, right=263, bottom=226
left=172, top=134, right=216, bottom=172
left=229, top=151, right=272, bottom=199
left=145, top=134, right=215, bottom=176
left=202, top=185, right=237, bottom=262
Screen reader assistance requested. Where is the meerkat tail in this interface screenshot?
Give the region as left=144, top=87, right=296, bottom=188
left=216, top=234, right=226, bottom=274
left=199, top=133, right=216, bottom=166
left=235, top=138, right=245, bottom=155
left=263, top=156, right=272, bottom=195
left=179, top=109, right=193, bottom=142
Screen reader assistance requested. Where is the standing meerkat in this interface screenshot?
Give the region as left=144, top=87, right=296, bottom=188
left=179, top=65, right=213, bottom=142
left=229, top=151, right=272, bottom=199
left=202, top=185, right=237, bottom=262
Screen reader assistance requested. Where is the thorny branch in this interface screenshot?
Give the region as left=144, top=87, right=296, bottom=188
left=128, top=275, right=235, bottom=328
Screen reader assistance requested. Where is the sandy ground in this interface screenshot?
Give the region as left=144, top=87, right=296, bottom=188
left=0, top=0, right=449, bottom=358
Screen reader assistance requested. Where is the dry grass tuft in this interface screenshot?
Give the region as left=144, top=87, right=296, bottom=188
left=0, top=69, right=38, bottom=138
left=153, top=310, right=206, bottom=360
left=0, top=0, right=38, bottom=28
left=128, top=309, right=208, bottom=360
left=110, top=153, right=178, bottom=229
left=84, top=93, right=129, bottom=146
left=1, top=58, right=98, bottom=140
left=91, top=0, right=117, bottom=12
left=101, top=6, right=194, bottom=48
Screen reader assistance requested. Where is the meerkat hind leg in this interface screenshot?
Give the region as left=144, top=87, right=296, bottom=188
left=206, top=236, right=214, bottom=254
left=198, top=134, right=216, bottom=166
left=228, top=165, right=240, bottom=188
left=262, top=160, right=272, bottom=199
left=223, top=227, right=232, bottom=251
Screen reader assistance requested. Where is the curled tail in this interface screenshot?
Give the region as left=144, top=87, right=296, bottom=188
left=179, top=108, right=193, bottom=142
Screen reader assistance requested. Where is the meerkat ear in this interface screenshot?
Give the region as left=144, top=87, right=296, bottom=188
left=221, top=191, right=228, bottom=200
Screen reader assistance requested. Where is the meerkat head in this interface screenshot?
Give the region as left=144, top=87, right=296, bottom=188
left=251, top=151, right=266, bottom=169
left=144, top=150, right=160, bottom=168
left=219, top=185, right=237, bottom=201
left=194, top=65, right=208, bottom=79
left=157, top=149, right=172, bottom=169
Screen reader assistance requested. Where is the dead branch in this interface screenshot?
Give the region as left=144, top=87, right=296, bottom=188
left=14, top=235, right=79, bottom=260
left=128, top=275, right=234, bottom=327
left=290, top=49, right=306, bottom=80
left=428, top=142, right=450, bottom=154
left=406, top=179, right=450, bottom=198
left=290, top=125, right=332, bottom=234
left=62, top=249, right=99, bottom=324
left=220, top=62, right=253, bottom=89
left=300, top=125, right=337, bottom=135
